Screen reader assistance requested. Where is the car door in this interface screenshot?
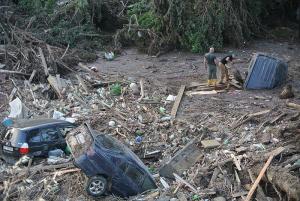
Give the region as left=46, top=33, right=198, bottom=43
left=27, top=129, right=45, bottom=156
left=40, top=127, right=64, bottom=152
left=112, top=162, right=143, bottom=197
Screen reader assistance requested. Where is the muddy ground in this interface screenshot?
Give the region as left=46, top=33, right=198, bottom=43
left=91, top=39, right=300, bottom=123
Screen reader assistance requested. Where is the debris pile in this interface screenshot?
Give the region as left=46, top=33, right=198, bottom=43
left=1, top=66, right=299, bottom=200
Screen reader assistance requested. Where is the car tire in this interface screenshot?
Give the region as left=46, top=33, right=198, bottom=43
left=86, top=176, right=107, bottom=197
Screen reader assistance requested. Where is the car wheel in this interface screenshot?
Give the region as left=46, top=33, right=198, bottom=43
left=86, top=176, right=107, bottom=197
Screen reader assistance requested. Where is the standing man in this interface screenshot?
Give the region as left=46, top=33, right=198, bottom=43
left=218, top=53, right=236, bottom=88
left=204, top=47, right=218, bottom=87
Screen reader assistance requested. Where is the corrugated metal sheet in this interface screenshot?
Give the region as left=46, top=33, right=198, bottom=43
left=244, top=53, right=288, bottom=89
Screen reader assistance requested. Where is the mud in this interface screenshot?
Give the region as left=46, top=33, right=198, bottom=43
left=90, top=40, right=300, bottom=125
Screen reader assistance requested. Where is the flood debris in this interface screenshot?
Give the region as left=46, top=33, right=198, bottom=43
left=0, top=7, right=299, bottom=200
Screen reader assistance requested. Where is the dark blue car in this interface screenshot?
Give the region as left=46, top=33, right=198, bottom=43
left=66, top=124, right=157, bottom=198
left=0, top=119, right=75, bottom=164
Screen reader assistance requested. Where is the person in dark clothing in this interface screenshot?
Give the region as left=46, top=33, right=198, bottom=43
left=218, top=54, right=235, bottom=87
left=204, top=47, right=218, bottom=86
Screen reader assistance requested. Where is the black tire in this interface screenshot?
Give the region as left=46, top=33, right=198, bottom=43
left=86, top=176, right=107, bottom=197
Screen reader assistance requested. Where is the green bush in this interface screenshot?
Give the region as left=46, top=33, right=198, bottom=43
left=19, top=0, right=56, bottom=13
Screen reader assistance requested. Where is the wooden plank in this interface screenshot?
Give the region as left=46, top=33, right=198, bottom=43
left=38, top=47, right=49, bottom=76
left=47, top=75, right=62, bottom=98
left=171, top=85, right=185, bottom=119
left=159, top=135, right=203, bottom=179
left=186, top=90, right=217, bottom=96
left=201, top=140, right=221, bottom=148
left=186, top=82, right=207, bottom=90
left=245, top=147, right=285, bottom=201
left=230, top=81, right=242, bottom=89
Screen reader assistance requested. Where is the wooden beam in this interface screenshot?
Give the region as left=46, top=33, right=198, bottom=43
left=244, top=147, right=284, bottom=201
left=38, top=47, right=49, bottom=76
left=171, top=85, right=185, bottom=119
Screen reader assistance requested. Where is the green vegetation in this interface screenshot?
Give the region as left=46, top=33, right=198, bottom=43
left=15, top=0, right=108, bottom=50
left=13, top=0, right=299, bottom=54
left=123, top=0, right=262, bottom=53
left=110, top=83, right=122, bottom=96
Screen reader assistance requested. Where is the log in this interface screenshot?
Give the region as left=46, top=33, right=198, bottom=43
left=0, top=69, right=30, bottom=76
left=287, top=102, right=300, bottom=111
left=171, top=85, right=185, bottom=119
left=244, top=147, right=284, bottom=201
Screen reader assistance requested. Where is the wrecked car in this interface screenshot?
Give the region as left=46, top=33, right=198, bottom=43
left=0, top=119, right=75, bottom=164
left=66, top=124, right=157, bottom=198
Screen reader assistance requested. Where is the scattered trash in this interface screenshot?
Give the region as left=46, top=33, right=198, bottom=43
left=2, top=117, right=13, bottom=127
left=108, top=120, right=116, bottom=127
left=130, top=82, right=140, bottom=95
left=135, top=135, right=143, bottom=144
left=8, top=97, right=30, bottom=119
left=48, top=149, right=65, bottom=158
left=279, top=84, right=294, bottom=99
left=104, top=52, right=115, bottom=61
left=159, top=107, right=166, bottom=114
left=166, top=95, right=176, bottom=101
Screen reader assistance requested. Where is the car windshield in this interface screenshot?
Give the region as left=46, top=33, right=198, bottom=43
left=9, top=128, right=26, bottom=147
left=95, top=134, right=124, bottom=153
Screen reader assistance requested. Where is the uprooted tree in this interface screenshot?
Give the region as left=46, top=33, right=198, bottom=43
left=115, top=0, right=263, bottom=54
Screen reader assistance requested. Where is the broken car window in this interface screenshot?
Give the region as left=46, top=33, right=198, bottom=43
left=28, top=129, right=42, bottom=143
left=95, top=134, right=124, bottom=153
left=58, top=126, right=73, bottom=136
left=40, top=128, right=59, bottom=142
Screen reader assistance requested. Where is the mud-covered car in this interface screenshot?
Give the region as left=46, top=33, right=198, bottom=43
left=0, top=119, right=75, bottom=164
left=66, top=124, right=157, bottom=198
